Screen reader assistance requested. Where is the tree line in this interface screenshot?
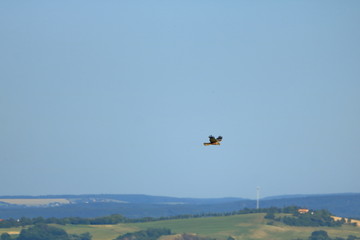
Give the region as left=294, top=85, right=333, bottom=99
left=0, top=223, right=91, bottom=240
left=0, top=206, right=351, bottom=229
left=114, top=228, right=171, bottom=240
left=296, top=230, right=360, bottom=240
left=264, top=208, right=355, bottom=227
left=114, top=229, right=216, bottom=240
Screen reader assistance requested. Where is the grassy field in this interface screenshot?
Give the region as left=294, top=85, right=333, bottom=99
left=1, top=213, right=359, bottom=240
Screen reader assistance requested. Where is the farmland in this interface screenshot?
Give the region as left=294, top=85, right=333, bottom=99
left=1, top=213, right=359, bottom=240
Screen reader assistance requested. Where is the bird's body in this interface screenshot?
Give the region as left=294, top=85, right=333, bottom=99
left=203, top=135, right=222, bottom=146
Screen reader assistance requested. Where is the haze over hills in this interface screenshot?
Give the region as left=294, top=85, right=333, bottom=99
left=0, top=194, right=244, bottom=205
left=0, top=193, right=359, bottom=219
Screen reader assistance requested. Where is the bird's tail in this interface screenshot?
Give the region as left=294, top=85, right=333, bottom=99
left=203, top=143, right=211, bottom=146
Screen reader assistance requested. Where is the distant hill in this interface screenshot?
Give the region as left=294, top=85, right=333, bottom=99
left=0, top=194, right=244, bottom=205
left=0, top=193, right=359, bottom=219
left=259, top=193, right=360, bottom=218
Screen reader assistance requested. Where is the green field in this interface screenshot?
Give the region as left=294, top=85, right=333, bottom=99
left=1, top=213, right=359, bottom=240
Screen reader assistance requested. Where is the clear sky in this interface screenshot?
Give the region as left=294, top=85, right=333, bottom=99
left=1, top=1, right=359, bottom=199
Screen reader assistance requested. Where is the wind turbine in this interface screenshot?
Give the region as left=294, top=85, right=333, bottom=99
left=256, top=186, right=260, bottom=209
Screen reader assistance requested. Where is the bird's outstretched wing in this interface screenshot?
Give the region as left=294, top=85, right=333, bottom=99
left=216, top=136, right=223, bottom=142
left=209, top=135, right=217, bottom=143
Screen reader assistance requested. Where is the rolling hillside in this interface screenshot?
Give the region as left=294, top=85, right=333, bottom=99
left=1, top=213, right=359, bottom=240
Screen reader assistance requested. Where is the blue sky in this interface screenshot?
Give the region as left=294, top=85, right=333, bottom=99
left=1, top=1, right=359, bottom=199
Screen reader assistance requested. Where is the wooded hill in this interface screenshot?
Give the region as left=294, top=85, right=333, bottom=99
left=0, top=193, right=359, bottom=219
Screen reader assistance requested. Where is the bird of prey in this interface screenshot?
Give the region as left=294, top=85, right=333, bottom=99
left=203, top=135, right=223, bottom=146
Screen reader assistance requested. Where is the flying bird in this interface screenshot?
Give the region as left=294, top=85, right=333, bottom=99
left=203, top=135, right=223, bottom=146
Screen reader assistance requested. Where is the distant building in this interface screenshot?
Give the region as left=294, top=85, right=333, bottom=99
left=298, top=208, right=309, bottom=214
